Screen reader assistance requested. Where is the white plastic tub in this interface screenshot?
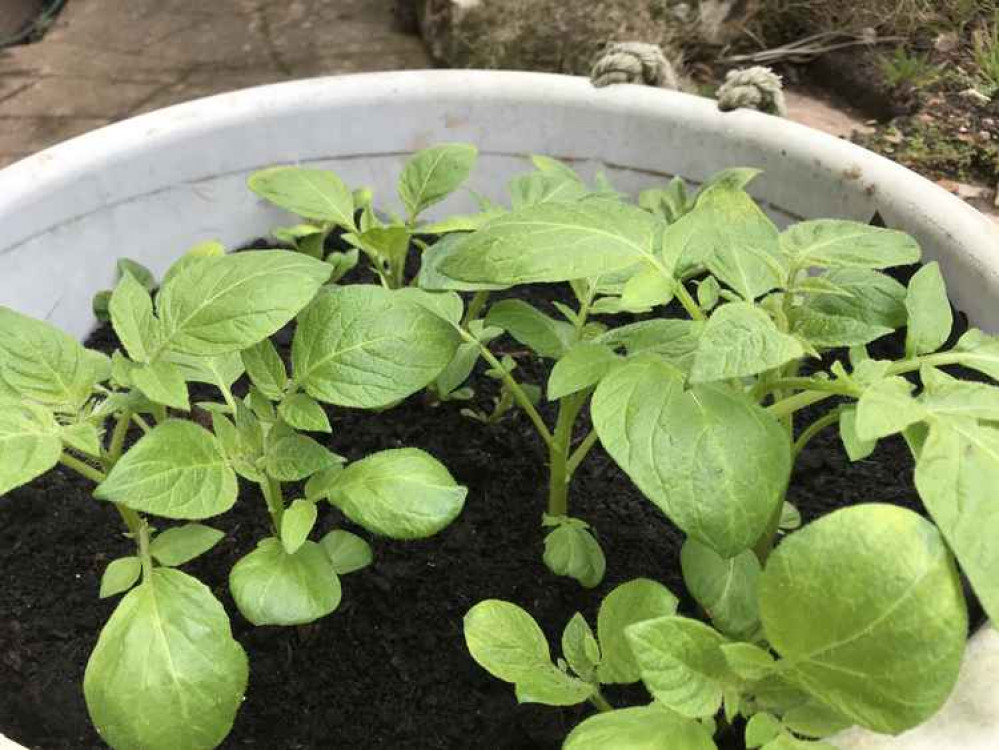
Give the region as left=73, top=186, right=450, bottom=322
left=0, top=70, right=995, bottom=749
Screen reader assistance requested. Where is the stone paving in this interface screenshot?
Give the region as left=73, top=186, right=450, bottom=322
left=0, top=0, right=431, bottom=167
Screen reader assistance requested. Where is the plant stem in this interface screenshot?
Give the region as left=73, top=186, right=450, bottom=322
left=137, top=518, right=154, bottom=580
left=548, top=392, right=587, bottom=517
left=767, top=390, right=836, bottom=419
left=567, top=430, right=600, bottom=477
left=461, top=290, right=491, bottom=327
left=752, top=377, right=854, bottom=401
left=888, top=351, right=964, bottom=376
left=466, top=332, right=554, bottom=448
left=131, top=413, right=153, bottom=434
left=792, top=408, right=843, bottom=458
left=59, top=452, right=106, bottom=483
left=106, top=409, right=132, bottom=467
left=674, top=280, right=706, bottom=321
left=590, top=690, right=614, bottom=713
left=260, top=476, right=285, bottom=532
left=752, top=499, right=784, bottom=565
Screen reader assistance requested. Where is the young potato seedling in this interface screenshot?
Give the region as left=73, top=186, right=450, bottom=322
left=455, top=159, right=998, bottom=747
left=0, top=241, right=468, bottom=749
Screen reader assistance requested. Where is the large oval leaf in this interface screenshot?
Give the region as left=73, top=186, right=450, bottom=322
left=84, top=568, right=248, bottom=750
left=0, top=306, right=102, bottom=412
left=593, top=361, right=790, bottom=557
left=0, top=401, right=62, bottom=496
left=780, top=220, right=920, bottom=269
left=248, top=166, right=355, bottom=228
left=292, top=285, right=460, bottom=408
left=625, top=615, right=730, bottom=718
left=464, top=599, right=550, bottom=683
left=229, top=538, right=341, bottom=626
left=564, top=705, right=716, bottom=750
left=596, top=578, right=679, bottom=684
left=759, top=504, right=967, bottom=734
left=398, top=143, right=477, bottom=219
left=439, top=201, right=659, bottom=285
left=691, top=302, right=803, bottom=383
left=156, top=251, right=330, bottom=356
left=323, top=448, right=467, bottom=538
left=95, top=420, right=237, bottom=520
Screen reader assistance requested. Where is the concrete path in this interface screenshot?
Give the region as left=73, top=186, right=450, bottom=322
left=0, top=0, right=431, bottom=167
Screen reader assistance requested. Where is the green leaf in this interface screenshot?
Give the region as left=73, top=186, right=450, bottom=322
left=626, top=616, right=729, bottom=718
left=918, top=365, right=999, bottom=420
left=304, top=464, right=344, bottom=501
left=150, top=524, right=225, bottom=567
left=951, top=329, right=999, bottom=380
left=319, top=529, right=373, bottom=575
left=854, top=376, right=926, bottom=441
left=0, top=401, right=62, bottom=495
left=434, top=341, right=480, bottom=398
left=99, top=557, right=142, bottom=598
left=439, top=200, right=660, bottom=285
left=745, top=712, right=782, bottom=748
left=763, top=735, right=837, bottom=750
left=160, top=240, right=226, bottom=288
left=697, top=276, right=721, bottom=311
left=241, top=339, right=287, bottom=400
left=166, top=351, right=245, bottom=389
left=324, top=448, right=466, bottom=539
left=509, top=171, right=587, bottom=209
left=281, top=498, right=317, bottom=554
left=681, top=539, right=761, bottom=640
left=779, top=220, right=920, bottom=269
left=117, top=258, right=157, bottom=291
left=417, top=234, right=510, bottom=292
left=701, top=192, right=783, bottom=299
left=278, top=393, right=331, bottom=433
left=248, top=166, right=355, bottom=228
left=292, top=285, right=460, bottom=408
left=345, top=226, right=410, bottom=274
left=593, top=363, right=790, bottom=556
left=61, top=421, right=102, bottom=457
left=514, top=666, right=594, bottom=706
left=229, top=538, right=341, bottom=626
left=564, top=705, right=716, bottom=750
left=464, top=599, right=551, bottom=683
left=212, top=409, right=263, bottom=482
left=110, top=271, right=159, bottom=362
left=782, top=700, right=851, bottom=738
left=791, top=269, right=906, bottom=348
left=548, top=343, right=620, bottom=400
left=691, top=302, right=804, bottom=383
left=542, top=519, right=606, bottom=588
left=905, top=261, right=952, bottom=357
left=156, top=251, right=330, bottom=356
left=758, top=504, right=967, bottom=734
left=95, top=420, right=237, bottom=520
left=915, top=419, right=999, bottom=624
left=84, top=568, right=247, bottom=750
left=562, top=612, right=601, bottom=681
left=398, top=143, right=477, bottom=219
left=264, top=424, right=339, bottom=481
left=0, top=306, right=101, bottom=412
left=484, top=299, right=577, bottom=359
left=779, top=502, right=802, bottom=531
left=619, top=266, right=674, bottom=311
left=596, top=319, right=704, bottom=373
left=418, top=208, right=505, bottom=234
left=596, top=578, right=679, bottom=684
left=394, top=287, right=464, bottom=325
left=720, top=642, right=775, bottom=681
left=131, top=360, right=189, bottom=411
left=839, top=406, right=876, bottom=461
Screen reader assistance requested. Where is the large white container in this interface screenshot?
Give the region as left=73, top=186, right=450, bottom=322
left=0, top=71, right=995, bottom=750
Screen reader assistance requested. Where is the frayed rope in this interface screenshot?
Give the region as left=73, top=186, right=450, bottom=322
left=590, top=42, right=680, bottom=90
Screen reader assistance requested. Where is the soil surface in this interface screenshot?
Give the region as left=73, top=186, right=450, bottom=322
left=0, top=239, right=985, bottom=750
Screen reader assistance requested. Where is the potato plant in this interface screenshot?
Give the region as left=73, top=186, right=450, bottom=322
left=452, top=161, right=999, bottom=747
left=0, top=244, right=468, bottom=749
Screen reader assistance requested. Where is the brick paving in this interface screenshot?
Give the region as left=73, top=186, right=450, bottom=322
left=0, top=0, right=431, bottom=167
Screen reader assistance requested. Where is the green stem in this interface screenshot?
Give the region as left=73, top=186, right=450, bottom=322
left=137, top=518, right=154, bottom=581
left=461, top=290, right=491, bottom=328
left=888, top=351, right=964, bottom=376
left=548, top=392, right=588, bottom=517
left=59, top=452, right=106, bottom=483
left=260, top=476, right=285, bottom=532
left=590, top=690, right=614, bottom=713
left=216, top=377, right=239, bottom=414
left=674, top=280, right=706, bottom=321
left=753, top=377, right=854, bottom=401
left=752, top=499, right=785, bottom=565
left=466, top=332, right=553, bottom=448
left=131, top=413, right=153, bottom=434
left=106, top=409, right=133, bottom=467
left=792, top=408, right=843, bottom=459
left=151, top=403, right=168, bottom=424
left=767, top=390, right=836, bottom=420
left=567, top=429, right=600, bottom=477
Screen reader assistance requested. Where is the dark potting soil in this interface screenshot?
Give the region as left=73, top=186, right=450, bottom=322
left=0, top=236, right=985, bottom=750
